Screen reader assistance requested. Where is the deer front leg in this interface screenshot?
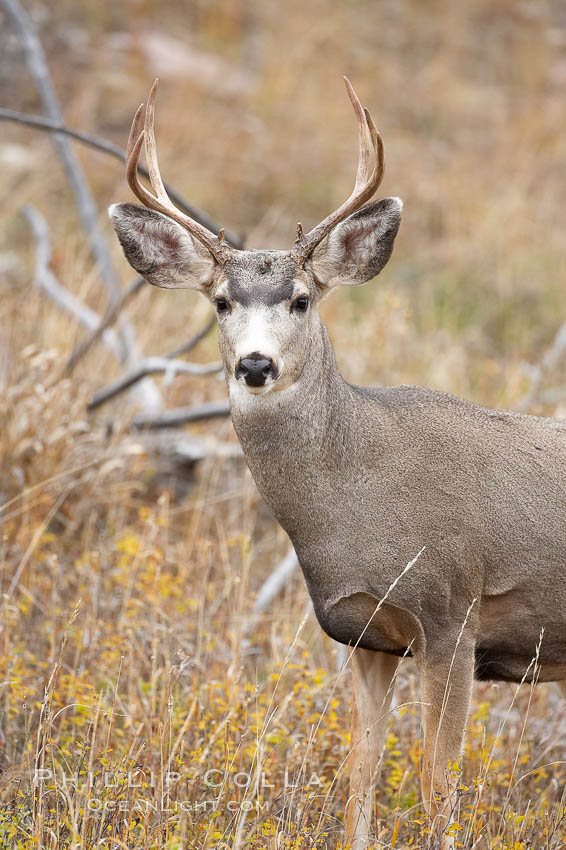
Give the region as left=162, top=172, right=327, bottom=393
left=345, top=648, right=398, bottom=849
left=418, top=634, right=475, bottom=850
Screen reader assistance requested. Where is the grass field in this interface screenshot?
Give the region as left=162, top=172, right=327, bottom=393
left=2, top=0, right=566, bottom=847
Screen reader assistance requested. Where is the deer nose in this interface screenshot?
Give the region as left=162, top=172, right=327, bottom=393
left=236, top=353, right=275, bottom=387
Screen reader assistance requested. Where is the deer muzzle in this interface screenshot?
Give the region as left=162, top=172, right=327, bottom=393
left=235, top=353, right=278, bottom=388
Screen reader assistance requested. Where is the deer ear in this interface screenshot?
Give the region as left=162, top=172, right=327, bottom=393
left=308, top=197, right=402, bottom=289
left=108, top=203, right=216, bottom=290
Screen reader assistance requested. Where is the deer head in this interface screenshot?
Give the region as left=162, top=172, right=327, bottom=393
left=109, top=78, right=402, bottom=396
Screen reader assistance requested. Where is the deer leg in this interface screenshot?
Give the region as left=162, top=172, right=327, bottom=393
left=418, top=635, right=475, bottom=850
left=344, top=648, right=398, bottom=850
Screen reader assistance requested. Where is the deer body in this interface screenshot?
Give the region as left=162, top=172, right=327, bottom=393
left=110, top=79, right=566, bottom=849
left=230, top=304, right=566, bottom=683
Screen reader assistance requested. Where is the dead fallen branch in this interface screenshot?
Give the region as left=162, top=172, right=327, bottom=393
left=22, top=205, right=122, bottom=358
left=123, top=431, right=242, bottom=464
left=87, top=358, right=223, bottom=411
left=22, top=205, right=162, bottom=412
left=0, top=108, right=244, bottom=249
left=253, top=546, right=300, bottom=614
left=65, top=277, right=145, bottom=374
left=0, top=107, right=128, bottom=157
left=2, top=0, right=120, bottom=305
left=119, top=431, right=243, bottom=503
left=68, top=292, right=216, bottom=377
left=3, top=0, right=165, bottom=414
left=165, top=315, right=216, bottom=359
left=130, top=400, right=231, bottom=430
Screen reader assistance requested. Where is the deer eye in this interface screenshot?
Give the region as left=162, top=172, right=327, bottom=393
left=291, top=296, right=309, bottom=313
left=215, top=297, right=229, bottom=314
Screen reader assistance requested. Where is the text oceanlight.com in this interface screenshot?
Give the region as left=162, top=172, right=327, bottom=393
left=32, top=767, right=326, bottom=811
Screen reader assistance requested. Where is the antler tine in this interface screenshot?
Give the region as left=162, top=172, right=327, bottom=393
left=144, top=78, right=168, bottom=202
left=293, top=77, right=385, bottom=263
left=364, top=106, right=384, bottom=188
left=344, top=77, right=373, bottom=190
left=123, top=80, right=232, bottom=264
left=126, top=128, right=153, bottom=207
left=126, top=103, right=145, bottom=162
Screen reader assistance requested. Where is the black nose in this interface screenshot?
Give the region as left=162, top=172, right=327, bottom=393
left=236, top=353, right=274, bottom=387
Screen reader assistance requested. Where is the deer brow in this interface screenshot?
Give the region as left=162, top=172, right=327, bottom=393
left=227, top=278, right=296, bottom=307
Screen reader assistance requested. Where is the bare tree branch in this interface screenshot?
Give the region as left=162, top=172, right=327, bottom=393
left=22, top=205, right=162, bottom=412
left=250, top=546, right=343, bottom=672
left=0, top=108, right=245, bottom=248
left=2, top=0, right=121, bottom=305
left=2, top=0, right=164, bottom=412
left=0, top=107, right=128, bottom=156
left=122, top=431, right=243, bottom=464
left=65, top=276, right=145, bottom=374
left=87, top=358, right=223, bottom=411
left=130, top=400, right=231, bottom=430
left=21, top=205, right=121, bottom=357
left=252, top=546, right=300, bottom=614
left=86, top=312, right=218, bottom=408
left=165, top=315, right=216, bottom=359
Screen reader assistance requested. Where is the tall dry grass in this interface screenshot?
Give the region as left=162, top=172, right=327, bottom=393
left=1, top=0, right=566, bottom=847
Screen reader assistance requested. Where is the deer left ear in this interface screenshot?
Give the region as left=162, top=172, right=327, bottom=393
left=109, top=202, right=216, bottom=291
left=308, top=197, right=402, bottom=289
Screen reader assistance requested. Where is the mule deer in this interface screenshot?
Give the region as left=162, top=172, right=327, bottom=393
left=109, top=78, right=566, bottom=848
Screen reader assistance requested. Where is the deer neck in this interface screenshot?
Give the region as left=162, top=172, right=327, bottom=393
left=228, top=317, right=357, bottom=526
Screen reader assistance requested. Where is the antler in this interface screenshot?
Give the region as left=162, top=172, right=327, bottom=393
left=293, top=77, right=384, bottom=263
left=125, top=79, right=232, bottom=264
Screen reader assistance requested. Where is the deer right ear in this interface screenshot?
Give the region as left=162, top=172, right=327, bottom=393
left=308, top=197, right=402, bottom=290
left=108, top=203, right=216, bottom=290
